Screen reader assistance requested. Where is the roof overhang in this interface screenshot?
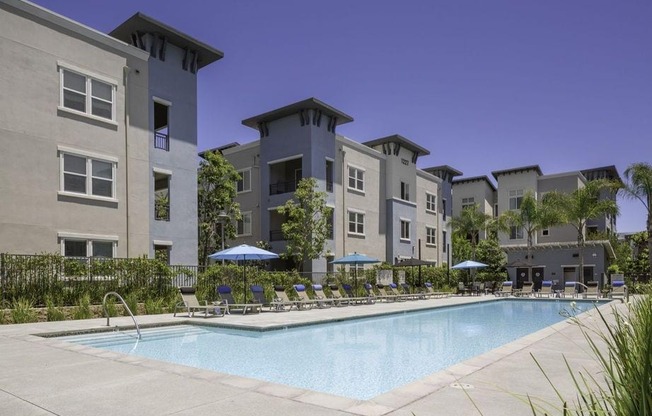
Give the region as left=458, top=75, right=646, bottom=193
left=501, top=240, right=616, bottom=260
left=242, top=97, right=353, bottom=129
left=492, top=165, right=542, bottom=180
left=110, top=12, right=224, bottom=69
left=362, top=134, right=430, bottom=156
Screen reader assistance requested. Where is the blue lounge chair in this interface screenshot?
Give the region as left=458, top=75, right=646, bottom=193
left=539, top=280, right=553, bottom=297
left=292, top=284, right=317, bottom=309
left=494, top=281, right=513, bottom=297
left=610, top=280, right=627, bottom=300
left=249, top=284, right=291, bottom=312
left=563, top=281, right=577, bottom=298
left=217, top=285, right=262, bottom=315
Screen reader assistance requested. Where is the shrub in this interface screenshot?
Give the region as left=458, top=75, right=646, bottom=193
left=11, top=297, right=38, bottom=324
left=124, top=292, right=139, bottom=316
left=72, top=293, right=92, bottom=320
left=103, top=297, right=119, bottom=317
left=144, top=298, right=165, bottom=315
left=45, top=296, right=65, bottom=321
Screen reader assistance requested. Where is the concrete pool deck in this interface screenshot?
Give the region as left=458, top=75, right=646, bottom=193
left=0, top=295, right=621, bottom=416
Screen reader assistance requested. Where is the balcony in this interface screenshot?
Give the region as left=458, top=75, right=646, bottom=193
left=269, top=180, right=297, bottom=196
left=155, top=131, right=169, bottom=151
left=270, top=229, right=284, bottom=241
left=155, top=202, right=170, bottom=221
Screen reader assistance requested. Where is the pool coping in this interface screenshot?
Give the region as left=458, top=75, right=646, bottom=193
left=0, top=295, right=622, bottom=416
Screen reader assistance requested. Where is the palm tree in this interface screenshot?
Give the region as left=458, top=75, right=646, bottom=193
left=547, top=179, right=620, bottom=282
left=451, top=204, right=503, bottom=260
left=503, top=192, right=563, bottom=269
left=621, top=162, right=652, bottom=272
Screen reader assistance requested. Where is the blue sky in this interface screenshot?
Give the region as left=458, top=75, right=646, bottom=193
left=32, top=0, right=651, bottom=232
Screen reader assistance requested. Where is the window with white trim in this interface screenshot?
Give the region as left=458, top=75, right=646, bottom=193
left=62, top=239, right=115, bottom=258
left=461, top=197, right=475, bottom=210
left=348, top=211, right=365, bottom=235
left=237, top=211, right=252, bottom=236
left=509, top=189, right=524, bottom=210
left=236, top=169, right=251, bottom=193
left=400, top=219, right=410, bottom=241
left=426, top=226, right=437, bottom=246
left=510, top=225, right=524, bottom=240
left=348, top=166, right=364, bottom=192
left=60, top=152, right=116, bottom=199
left=426, top=193, right=437, bottom=213
left=542, top=229, right=549, bottom=236
left=60, top=68, right=115, bottom=121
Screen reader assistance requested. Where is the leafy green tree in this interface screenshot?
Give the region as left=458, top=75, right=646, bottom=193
left=547, top=179, right=620, bottom=281
left=475, top=238, right=507, bottom=280
left=621, top=162, right=652, bottom=272
left=624, top=232, right=650, bottom=282
left=277, top=177, right=332, bottom=272
left=451, top=233, right=472, bottom=265
left=197, top=150, right=241, bottom=266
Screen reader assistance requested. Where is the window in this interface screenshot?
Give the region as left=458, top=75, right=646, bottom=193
left=442, top=231, right=447, bottom=252
left=426, top=193, right=437, bottom=213
left=154, top=172, right=170, bottom=221
left=510, top=225, right=524, bottom=240
left=60, top=152, right=116, bottom=200
left=326, top=210, right=334, bottom=240
left=348, top=211, right=365, bottom=235
left=400, top=182, right=410, bottom=201
left=348, top=166, right=364, bottom=192
left=509, top=189, right=524, bottom=210
left=400, top=219, right=410, bottom=241
left=154, top=100, right=170, bottom=151
left=237, top=212, right=252, bottom=236
left=60, top=68, right=115, bottom=121
left=461, top=197, right=475, bottom=210
left=542, top=229, right=549, bottom=236
left=237, top=169, right=251, bottom=193
left=442, top=199, right=447, bottom=220
left=62, top=239, right=115, bottom=258
left=426, top=226, right=437, bottom=246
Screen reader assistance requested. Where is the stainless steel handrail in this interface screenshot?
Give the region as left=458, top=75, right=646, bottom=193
left=103, top=291, right=141, bottom=340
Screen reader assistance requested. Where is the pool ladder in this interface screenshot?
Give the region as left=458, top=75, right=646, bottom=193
left=103, top=292, right=141, bottom=340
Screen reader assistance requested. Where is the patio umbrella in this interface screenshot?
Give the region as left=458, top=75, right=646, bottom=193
left=330, top=252, right=380, bottom=293
left=208, top=244, right=279, bottom=303
left=394, top=257, right=436, bottom=286
left=451, top=260, right=487, bottom=285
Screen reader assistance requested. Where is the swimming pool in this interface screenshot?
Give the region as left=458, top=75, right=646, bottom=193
left=59, top=299, right=597, bottom=400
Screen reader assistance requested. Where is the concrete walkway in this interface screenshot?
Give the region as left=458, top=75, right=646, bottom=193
left=0, top=295, right=621, bottom=416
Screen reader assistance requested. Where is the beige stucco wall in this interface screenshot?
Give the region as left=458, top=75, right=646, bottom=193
left=416, top=171, right=441, bottom=263
left=0, top=5, right=150, bottom=256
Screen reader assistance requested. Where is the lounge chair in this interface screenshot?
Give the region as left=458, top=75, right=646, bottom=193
left=343, top=284, right=372, bottom=304
left=324, top=284, right=349, bottom=306
left=584, top=281, right=600, bottom=299
left=494, top=281, right=513, bottom=297
left=516, top=282, right=533, bottom=297
left=216, top=285, right=262, bottom=315
left=424, top=282, right=448, bottom=298
left=275, top=285, right=311, bottom=310
left=400, top=282, right=425, bottom=300
left=250, top=284, right=292, bottom=312
left=538, top=280, right=553, bottom=297
left=387, top=283, right=409, bottom=301
left=368, top=283, right=397, bottom=302
left=311, top=284, right=338, bottom=307
left=563, top=281, right=577, bottom=298
left=292, top=284, right=319, bottom=309
left=610, top=280, right=627, bottom=300
left=174, top=287, right=223, bottom=318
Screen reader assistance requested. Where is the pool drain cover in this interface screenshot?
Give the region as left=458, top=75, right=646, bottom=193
left=450, top=382, right=474, bottom=390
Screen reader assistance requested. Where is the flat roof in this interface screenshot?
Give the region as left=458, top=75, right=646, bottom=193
left=362, top=134, right=430, bottom=156
left=491, top=165, right=542, bottom=180
left=242, top=97, right=354, bottom=129
left=110, top=12, right=224, bottom=69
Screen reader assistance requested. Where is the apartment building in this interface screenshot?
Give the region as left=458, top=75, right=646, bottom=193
left=211, top=98, right=450, bottom=280
left=452, top=165, right=619, bottom=290
left=0, top=0, right=222, bottom=264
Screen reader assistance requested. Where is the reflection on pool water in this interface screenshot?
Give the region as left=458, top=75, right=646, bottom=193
left=59, top=299, right=601, bottom=400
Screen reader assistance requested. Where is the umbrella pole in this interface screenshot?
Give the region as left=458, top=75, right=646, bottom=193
left=243, top=256, right=246, bottom=303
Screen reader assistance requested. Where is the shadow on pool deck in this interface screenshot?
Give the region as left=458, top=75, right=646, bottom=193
left=0, top=295, right=620, bottom=416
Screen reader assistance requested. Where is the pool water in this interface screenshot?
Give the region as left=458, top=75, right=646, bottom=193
left=59, top=299, right=597, bottom=400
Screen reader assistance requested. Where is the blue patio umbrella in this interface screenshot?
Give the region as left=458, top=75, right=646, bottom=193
left=209, top=244, right=279, bottom=302
left=451, top=260, right=487, bottom=285
left=330, top=252, right=380, bottom=293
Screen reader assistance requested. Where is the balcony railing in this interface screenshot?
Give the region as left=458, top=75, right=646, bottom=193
left=154, top=131, right=169, bottom=151
left=155, top=202, right=170, bottom=221
left=269, top=180, right=297, bottom=195
left=326, top=181, right=333, bottom=192
left=269, top=230, right=285, bottom=241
